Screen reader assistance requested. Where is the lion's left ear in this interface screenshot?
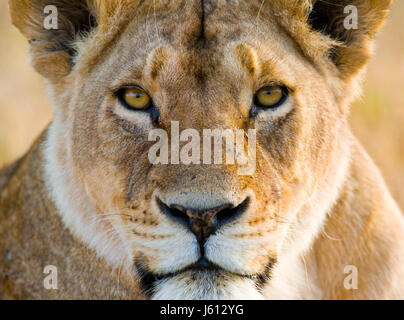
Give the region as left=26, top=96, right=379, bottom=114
left=8, top=0, right=134, bottom=82
left=307, top=0, right=393, bottom=80
left=8, top=0, right=97, bottom=81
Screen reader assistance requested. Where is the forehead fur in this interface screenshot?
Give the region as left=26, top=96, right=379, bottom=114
left=86, top=1, right=334, bottom=54
left=74, top=1, right=329, bottom=78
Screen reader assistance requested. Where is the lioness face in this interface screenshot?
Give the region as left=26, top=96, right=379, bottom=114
left=30, top=1, right=379, bottom=299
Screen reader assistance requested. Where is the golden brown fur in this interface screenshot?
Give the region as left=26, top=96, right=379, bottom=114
left=0, top=135, right=144, bottom=299
left=1, top=0, right=403, bottom=299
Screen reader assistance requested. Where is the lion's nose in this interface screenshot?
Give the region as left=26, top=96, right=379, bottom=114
left=157, top=198, right=249, bottom=245
left=169, top=203, right=232, bottom=243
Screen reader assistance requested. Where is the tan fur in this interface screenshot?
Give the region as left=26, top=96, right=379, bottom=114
left=1, top=0, right=403, bottom=299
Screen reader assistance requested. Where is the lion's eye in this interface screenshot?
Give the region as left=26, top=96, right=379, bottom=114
left=119, top=87, right=151, bottom=110
left=254, top=85, right=287, bottom=108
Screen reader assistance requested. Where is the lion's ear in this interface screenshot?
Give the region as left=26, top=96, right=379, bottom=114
left=307, top=0, right=393, bottom=80
left=9, top=0, right=97, bottom=81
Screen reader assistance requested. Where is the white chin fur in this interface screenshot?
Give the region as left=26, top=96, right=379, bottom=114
left=152, top=271, right=264, bottom=300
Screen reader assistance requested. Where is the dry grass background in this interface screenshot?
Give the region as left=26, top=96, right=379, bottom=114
left=0, top=2, right=403, bottom=209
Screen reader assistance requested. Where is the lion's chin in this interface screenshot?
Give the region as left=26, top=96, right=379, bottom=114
left=151, top=269, right=264, bottom=300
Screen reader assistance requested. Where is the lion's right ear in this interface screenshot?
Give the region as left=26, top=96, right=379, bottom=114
left=9, top=0, right=97, bottom=81
left=305, top=0, right=393, bottom=83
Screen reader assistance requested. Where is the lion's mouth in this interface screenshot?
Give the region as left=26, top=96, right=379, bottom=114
left=136, top=257, right=275, bottom=297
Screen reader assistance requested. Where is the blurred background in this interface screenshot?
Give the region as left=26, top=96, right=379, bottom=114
left=0, top=1, right=403, bottom=209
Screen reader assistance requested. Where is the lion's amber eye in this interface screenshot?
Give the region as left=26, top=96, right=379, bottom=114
left=255, top=85, right=286, bottom=108
left=120, top=87, right=151, bottom=110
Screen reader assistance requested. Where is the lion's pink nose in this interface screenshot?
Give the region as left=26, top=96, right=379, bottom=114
left=157, top=198, right=250, bottom=245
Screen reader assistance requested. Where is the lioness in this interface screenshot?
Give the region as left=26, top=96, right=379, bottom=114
left=1, top=0, right=403, bottom=300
